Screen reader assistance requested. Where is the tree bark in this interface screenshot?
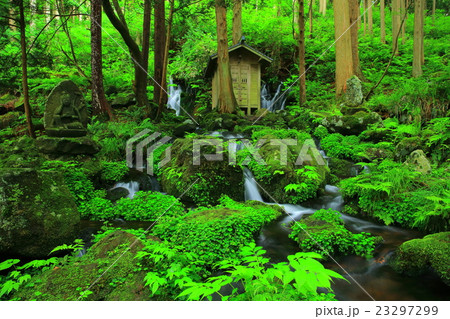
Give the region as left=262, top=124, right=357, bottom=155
left=293, top=0, right=299, bottom=41
left=215, top=0, right=237, bottom=113
left=18, top=0, right=35, bottom=138
left=400, top=0, right=406, bottom=45
left=308, top=0, right=313, bottom=39
left=333, top=0, right=354, bottom=96
left=349, top=0, right=363, bottom=79
left=412, top=0, right=424, bottom=77
left=380, top=0, right=385, bottom=43
left=319, top=0, right=326, bottom=16
left=432, top=0, right=436, bottom=25
left=299, top=0, right=306, bottom=105
left=142, top=0, right=151, bottom=74
left=232, top=0, right=242, bottom=44
left=102, top=0, right=149, bottom=111
left=91, top=0, right=113, bottom=119
left=153, top=0, right=166, bottom=109
left=368, top=0, right=373, bottom=35
left=392, top=0, right=401, bottom=55
left=156, top=0, right=174, bottom=120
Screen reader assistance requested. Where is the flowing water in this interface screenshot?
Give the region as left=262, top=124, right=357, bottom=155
left=245, top=172, right=450, bottom=300
left=261, top=83, right=289, bottom=112
left=167, top=78, right=182, bottom=116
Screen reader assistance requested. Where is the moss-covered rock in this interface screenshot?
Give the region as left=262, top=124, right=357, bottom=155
left=0, top=136, right=45, bottom=169
left=394, top=136, right=422, bottom=161
left=391, top=232, right=450, bottom=285
left=0, top=168, right=80, bottom=258
left=329, top=158, right=359, bottom=179
left=14, top=230, right=150, bottom=300
left=321, top=111, right=382, bottom=136
left=160, top=137, right=244, bottom=205
left=244, top=132, right=328, bottom=204
left=36, top=136, right=100, bottom=156
left=404, top=149, right=432, bottom=174
left=153, top=197, right=282, bottom=265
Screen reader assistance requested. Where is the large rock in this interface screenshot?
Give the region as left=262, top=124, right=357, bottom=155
left=343, top=76, right=363, bottom=107
left=321, top=111, right=382, bottom=136
left=13, top=230, right=149, bottom=300
left=404, top=149, right=432, bottom=174
left=36, top=136, right=100, bottom=155
left=395, top=136, right=422, bottom=161
left=0, top=169, right=80, bottom=258
left=44, top=80, right=88, bottom=137
left=0, top=112, right=20, bottom=129
left=391, top=232, right=450, bottom=285
left=160, top=137, right=244, bottom=205
left=173, top=119, right=196, bottom=137
left=111, top=94, right=136, bottom=108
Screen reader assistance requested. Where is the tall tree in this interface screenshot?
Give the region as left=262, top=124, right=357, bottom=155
left=308, top=0, right=313, bottom=38
left=153, top=0, right=167, bottom=110
left=412, top=0, right=424, bottom=77
left=102, top=0, right=150, bottom=113
left=298, top=0, right=306, bottom=104
left=232, top=0, right=242, bottom=44
left=349, top=0, right=363, bottom=79
left=18, top=0, right=35, bottom=138
left=333, top=0, right=354, bottom=96
left=215, top=0, right=237, bottom=113
left=380, top=0, right=386, bottom=43
left=368, top=0, right=373, bottom=35
left=142, top=0, right=151, bottom=74
left=156, top=0, right=174, bottom=120
left=319, top=0, right=326, bottom=16
left=91, top=0, right=113, bottom=119
left=392, top=0, right=401, bottom=54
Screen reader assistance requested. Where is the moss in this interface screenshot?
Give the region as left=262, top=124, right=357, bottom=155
left=0, top=169, right=80, bottom=258
left=391, top=232, right=450, bottom=285
left=160, top=136, right=244, bottom=205
left=395, top=136, right=423, bottom=161
left=14, top=230, right=150, bottom=301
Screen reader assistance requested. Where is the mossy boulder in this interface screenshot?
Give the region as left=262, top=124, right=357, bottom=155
left=14, top=230, right=150, bottom=300
left=395, top=136, right=422, bottom=161
left=36, top=136, right=100, bottom=156
left=0, top=136, right=45, bottom=169
left=246, top=134, right=329, bottom=204
left=321, top=111, right=382, bottom=136
left=0, top=168, right=80, bottom=258
left=404, top=149, right=432, bottom=174
left=329, top=158, right=359, bottom=179
left=173, top=119, right=197, bottom=137
left=160, top=137, right=244, bottom=205
left=0, top=112, right=20, bottom=129
left=153, top=197, right=282, bottom=265
left=343, top=76, right=363, bottom=107
left=391, top=232, right=450, bottom=285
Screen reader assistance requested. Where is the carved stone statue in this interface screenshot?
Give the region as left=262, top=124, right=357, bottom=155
left=44, top=80, right=88, bottom=137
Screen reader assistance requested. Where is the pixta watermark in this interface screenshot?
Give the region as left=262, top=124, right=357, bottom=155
left=126, top=130, right=326, bottom=175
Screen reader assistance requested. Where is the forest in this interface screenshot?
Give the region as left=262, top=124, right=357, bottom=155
left=0, top=0, right=449, bottom=302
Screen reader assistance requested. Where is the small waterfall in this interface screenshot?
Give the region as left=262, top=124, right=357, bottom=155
left=261, top=83, right=289, bottom=112
left=112, top=181, right=140, bottom=199
left=167, top=78, right=182, bottom=116
left=243, top=167, right=263, bottom=202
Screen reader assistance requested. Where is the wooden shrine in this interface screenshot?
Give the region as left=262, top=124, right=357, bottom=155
left=205, top=37, right=272, bottom=115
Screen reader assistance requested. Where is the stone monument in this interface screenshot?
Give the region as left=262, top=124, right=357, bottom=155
left=44, top=80, right=88, bottom=137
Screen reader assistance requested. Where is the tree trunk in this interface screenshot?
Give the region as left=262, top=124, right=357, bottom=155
left=18, top=0, right=35, bottom=138
left=319, top=0, right=326, bottom=16
left=333, top=0, right=354, bottom=96
left=380, top=0, right=385, bottom=43
left=153, top=0, right=166, bottom=109
left=392, top=0, right=401, bottom=54
left=232, top=0, right=242, bottom=44
left=432, top=0, right=436, bottom=25
left=293, top=0, right=299, bottom=41
left=349, top=0, right=363, bottom=79
left=215, top=0, right=237, bottom=113
left=91, top=0, right=113, bottom=119
left=412, top=0, right=424, bottom=77
left=102, top=0, right=149, bottom=111
left=156, top=0, right=174, bottom=120
left=299, top=0, right=306, bottom=105
left=400, top=0, right=406, bottom=45
left=368, top=0, right=373, bottom=35
left=308, top=0, right=313, bottom=39
left=142, top=0, right=151, bottom=74
left=363, top=0, right=367, bottom=36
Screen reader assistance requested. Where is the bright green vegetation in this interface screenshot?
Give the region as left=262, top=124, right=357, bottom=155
left=152, top=196, right=282, bottom=265
left=289, top=209, right=381, bottom=259
left=392, top=232, right=450, bottom=285
left=1, top=0, right=449, bottom=302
